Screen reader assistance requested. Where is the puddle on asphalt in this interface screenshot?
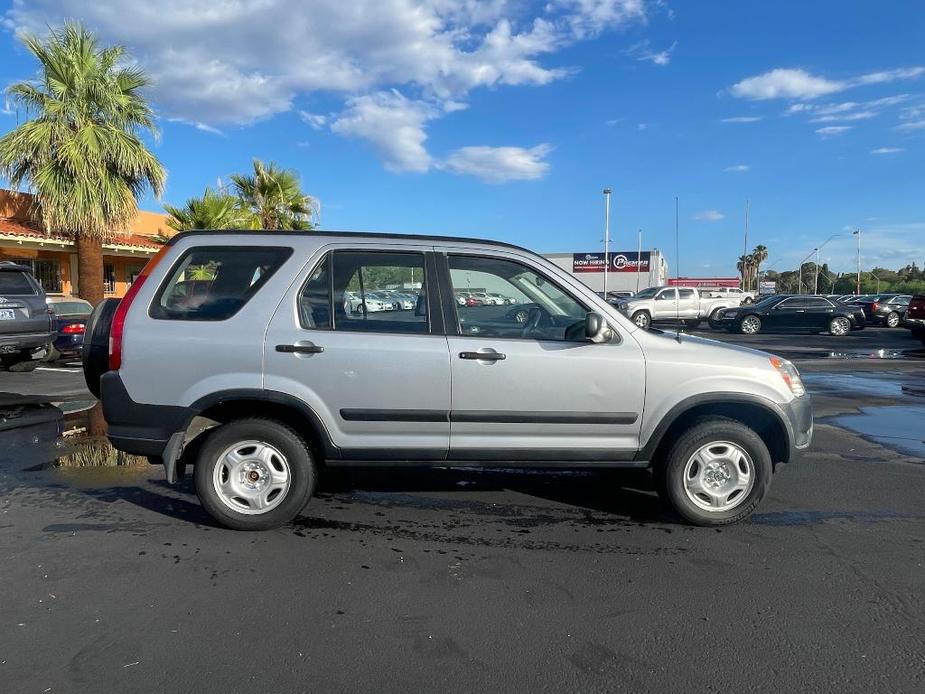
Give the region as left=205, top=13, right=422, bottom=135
left=777, top=348, right=925, bottom=361
left=825, top=405, right=925, bottom=458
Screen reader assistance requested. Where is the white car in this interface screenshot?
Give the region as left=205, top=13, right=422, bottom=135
left=472, top=292, right=503, bottom=305
left=488, top=292, right=516, bottom=305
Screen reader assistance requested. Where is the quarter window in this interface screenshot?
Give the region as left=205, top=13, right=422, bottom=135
left=447, top=254, right=588, bottom=342
left=678, top=288, right=695, bottom=299
left=151, top=246, right=293, bottom=321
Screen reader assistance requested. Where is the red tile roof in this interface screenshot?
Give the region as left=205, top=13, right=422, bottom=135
left=0, top=216, right=162, bottom=250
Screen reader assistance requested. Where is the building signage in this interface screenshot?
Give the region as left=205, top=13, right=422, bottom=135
left=759, top=281, right=777, bottom=295
left=572, top=251, right=650, bottom=273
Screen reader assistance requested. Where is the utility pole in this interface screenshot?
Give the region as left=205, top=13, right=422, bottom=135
left=603, top=188, right=612, bottom=296
left=675, top=196, right=680, bottom=280
left=813, top=247, right=820, bottom=294
left=636, top=228, right=643, bottom=293
left=853, top=229, right=861, bottom=294
left=743, top=199, right=750, bottom=291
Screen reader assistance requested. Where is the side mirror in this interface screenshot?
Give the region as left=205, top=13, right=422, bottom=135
left=586, top=312, right=611, bottom=343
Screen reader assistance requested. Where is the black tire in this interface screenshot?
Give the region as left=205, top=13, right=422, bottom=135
left=656, top=417, right=772, bottom=526
left=194, top=418, right=317, bottom=531
left=82, top=298, right=120, bottom=399
left=707, top=308, right=724, bottom=329
left=886, top=312, right=900, bottom=328
left=631, top=311, right=651, bottom=329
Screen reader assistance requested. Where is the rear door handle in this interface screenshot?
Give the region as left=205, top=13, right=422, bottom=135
left=459, top=351, right=506, bottom=361
left=276, top=343, right=324, bottom=354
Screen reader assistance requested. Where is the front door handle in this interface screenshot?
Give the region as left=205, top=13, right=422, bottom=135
left=459, top=350, right=506, bottom=361
left=276, top=343, right=324, bottom=354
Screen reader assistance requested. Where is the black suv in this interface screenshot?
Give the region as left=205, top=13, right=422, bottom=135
left=0, top=262, right=56, bottom=371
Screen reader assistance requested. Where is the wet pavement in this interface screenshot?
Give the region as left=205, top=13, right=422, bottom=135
left=1, top=329, right=924, bottom=692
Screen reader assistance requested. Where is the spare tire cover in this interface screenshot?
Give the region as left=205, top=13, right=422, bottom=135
left=82, top=298, right=120, bottom=399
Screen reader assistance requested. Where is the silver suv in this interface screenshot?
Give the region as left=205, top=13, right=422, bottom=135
left=85, top=232, right=812, bottom=530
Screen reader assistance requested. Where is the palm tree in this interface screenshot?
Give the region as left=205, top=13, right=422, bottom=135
left=751, top=244, right=768, bottom=288
left=737, top=255, right=754, bottom=290
left=164, top=187, right=246, bottom=233
left=231, top=159, right=316, bottom=230
left=0, top=23, right=165, bottom=305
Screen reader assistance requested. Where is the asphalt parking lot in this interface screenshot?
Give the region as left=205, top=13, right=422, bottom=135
left=1, top=327, right=924, bottom=692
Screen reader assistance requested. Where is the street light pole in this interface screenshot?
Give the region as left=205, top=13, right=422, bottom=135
left=742, top=199, right=750, bottom=291
left=853, top=229, right=861, bottom=294
left=675, top=196, right=680, bottom=281
left=814, top=247, right=820, bottom=294
left=603, top=188, right=612, bottom=296
left=636, top=228, right=642, bottom=293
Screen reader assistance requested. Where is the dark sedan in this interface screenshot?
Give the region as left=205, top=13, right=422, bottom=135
left=46, top=296, right=92, bottom=360
left=844, top=294, right=911, bottom=327
left=712, top=295, right=863, bottom=335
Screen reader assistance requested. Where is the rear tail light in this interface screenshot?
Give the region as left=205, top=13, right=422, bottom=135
left=61, top=323, right=86, bottom=334
left=871, top=302, right=879, bottom=311
left=109, top=245, right=170, bottom=371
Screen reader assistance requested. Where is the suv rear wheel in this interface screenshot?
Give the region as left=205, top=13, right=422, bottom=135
left=194, top=418, right=317, bottom=531
left=656, top=417, right=772, bottom=526
left=632, top=310, right=651, bottom=329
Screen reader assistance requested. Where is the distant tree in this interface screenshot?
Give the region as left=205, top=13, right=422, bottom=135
left=231, top=159, right=316, bottom=230
left=0, top=23, right=165, bottom=305
left=163, top=186, right=246, bottom=233
left=751, top=244, right=768, bottom=288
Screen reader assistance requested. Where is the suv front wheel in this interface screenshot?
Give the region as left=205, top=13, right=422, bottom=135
left=657, top=417, right=772, bottom=526
left=194, top=418, right=317, bottom=531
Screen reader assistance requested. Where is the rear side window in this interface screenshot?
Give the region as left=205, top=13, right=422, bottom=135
left=151, top=246, right=292, bottom=321
left=0, top=271, right=37, bottom=295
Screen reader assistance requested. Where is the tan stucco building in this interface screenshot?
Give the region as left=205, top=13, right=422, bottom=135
left=0, top=189, right=169, bottom=298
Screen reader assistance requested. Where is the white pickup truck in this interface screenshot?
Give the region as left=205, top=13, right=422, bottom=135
left=615, top=286, right=743, bottom=329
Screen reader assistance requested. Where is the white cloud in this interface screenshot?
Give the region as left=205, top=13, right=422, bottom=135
left=624, top=39, right=676, bottom=66
left=730, top=66, right=924, bottom=101
left=3, top=0, right=650, bottom=175
left=871, top=147, right=903, bottom=154
left=298, top=111, right=328, bottom=130
left=896, top=120, right=925, bottom=132
left=694, top=210, right=724, bottom=221
left=810, top=110, right=878, bottom=123
left=440, top=144, right=552, bottom=182
left=721, top=116, right=761, bottom=123
left=815, top=125, right=852, bottom=137
left=730, top=69, right=843, bottom=100
left=331, top=91, right=439, bottom=173
left=724, top=164, right=749, bottom=172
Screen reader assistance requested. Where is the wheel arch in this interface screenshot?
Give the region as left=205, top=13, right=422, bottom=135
left=186, top=389, right=339, bottom=462
left=639, top=394, right=792, bottom=466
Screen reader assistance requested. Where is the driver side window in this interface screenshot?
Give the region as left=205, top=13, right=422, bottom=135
left=447, top=254, right=588, bottom=342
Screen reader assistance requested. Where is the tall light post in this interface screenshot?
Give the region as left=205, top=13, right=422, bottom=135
left=636, top=228, right=643, bottom=293
left=798, top=248, right=816, bottom=294
left=742, top=199, right=750, bottom=291
left=675, top=196, right=680, bottom=281
left=814, top=234, right=841, bottom=295
left=853, top=229, right=861, bottom=294
left=603, top=188, right=612, bottom=296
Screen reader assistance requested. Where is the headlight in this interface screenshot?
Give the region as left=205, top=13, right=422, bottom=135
left=769, top=356, right=805, bottom=397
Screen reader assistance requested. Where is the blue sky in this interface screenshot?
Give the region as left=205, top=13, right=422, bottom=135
left=1, top=1, right=923, bottom=277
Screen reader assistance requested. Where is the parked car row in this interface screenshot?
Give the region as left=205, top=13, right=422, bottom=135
left=454, top=291, right=520, bottom=306
left=344, top=289, right=420, bottom=313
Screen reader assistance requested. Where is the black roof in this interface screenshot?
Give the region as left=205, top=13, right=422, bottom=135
left=165, top=229, right=532, bottom=254
left=0, top=261, right=32, bottom=273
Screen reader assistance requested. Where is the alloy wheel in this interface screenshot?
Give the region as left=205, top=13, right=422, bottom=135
left=887, top=312, right=900, bottom=328
left=830, top=317, right=850, bottom=336
left=740, top=315, right=761, bottom=334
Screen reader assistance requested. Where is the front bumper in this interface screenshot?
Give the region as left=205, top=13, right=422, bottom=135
left=902, top=317, right=925, bottom=333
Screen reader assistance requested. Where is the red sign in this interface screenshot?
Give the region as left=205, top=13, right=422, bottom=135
left=668, top=277, right=741, bottom=288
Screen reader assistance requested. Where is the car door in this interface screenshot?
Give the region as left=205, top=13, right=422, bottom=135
left=799, top=297, right=837, bottom=330
left=676, top=288, right=698, bottom=318
left=652, top=287, right=679, bottom=320
left=437, top=248, right=646, bottom=460
left=765, top=297, right=806, bottom=329
left=264, top=245, right=451, bottom=459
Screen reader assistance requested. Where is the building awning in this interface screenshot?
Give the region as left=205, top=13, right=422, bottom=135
left=0, top=217, right=162, bottom=253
